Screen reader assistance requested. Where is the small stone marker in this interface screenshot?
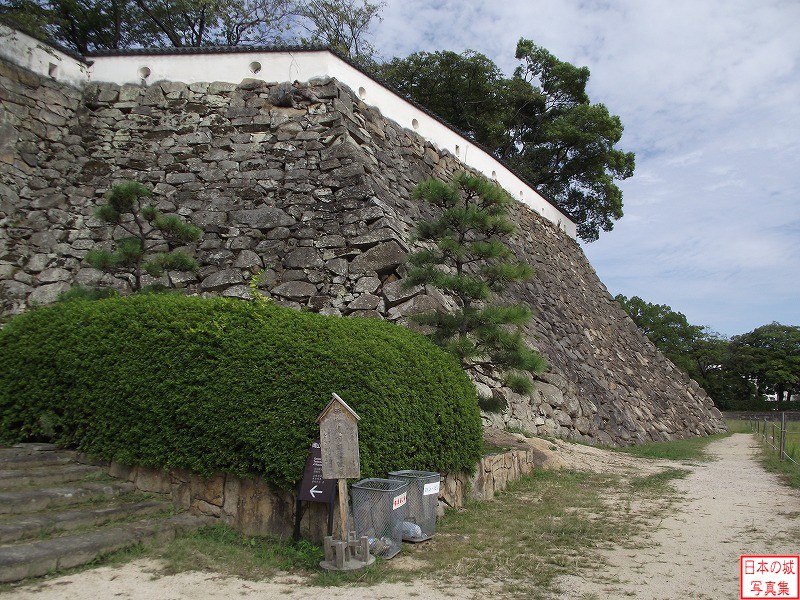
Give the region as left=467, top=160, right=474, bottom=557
left=316, top=393, right=366, bottom=570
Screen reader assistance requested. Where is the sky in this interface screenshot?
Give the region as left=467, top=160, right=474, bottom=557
left=370, top=0, right=800, bottom=337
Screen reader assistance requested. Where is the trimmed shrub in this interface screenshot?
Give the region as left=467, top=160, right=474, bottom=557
left=0, top=295, right=482, bottom=490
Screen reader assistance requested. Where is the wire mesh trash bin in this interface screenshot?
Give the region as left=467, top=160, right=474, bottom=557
left=388, top=470, right=440, bottom=542
left=351, top=478, right=408, bottom=559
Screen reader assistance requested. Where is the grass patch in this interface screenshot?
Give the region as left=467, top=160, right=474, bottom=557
left=616, top=433, right=729, bottom=461
left=386, top=469, right=680, bottom=599
left=153, top=525, right=324, bottom=579
left=724, top=418, right=752, bottom=434
left=505, top=425, right=534, bottom=438
left=629, top=468, right=691, bottom=492
left=761, top=452, right=800, bottom=489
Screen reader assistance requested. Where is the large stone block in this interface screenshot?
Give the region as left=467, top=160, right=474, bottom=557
left=347, top=293, right=380, bottom=311
left=233, top=249, right=263, bottom=269
left=381, top=279, right=421, bottom=307
left=349, top=240, right=407, bottom=275
left=37, top=267, right=71, bottom=283
left=27, top=281, right=70, bottom=305
left=201, top=269, right=244, bottom=291
left=272, top=280, right=317, bottom=300
left=191, top=472, right=226, bottom=507
left=133, top=466, right=172, bottom=494
left=231, top=207, right=295, bottom=229
left=283, top=247, right=323, bottom=269
left=387, top=294, right=441, bottom=319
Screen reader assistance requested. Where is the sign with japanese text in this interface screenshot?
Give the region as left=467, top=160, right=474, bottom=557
left=741, top=555, right=799, bottom=599
left=423, top=481, right=440, bottom=496
left=298, top=441, right=336, bottom=503
left=392, top=491, right=407, bottom=510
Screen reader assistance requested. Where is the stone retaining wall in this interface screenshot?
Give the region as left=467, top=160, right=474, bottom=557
left=79, top=444, right=550, bottom=540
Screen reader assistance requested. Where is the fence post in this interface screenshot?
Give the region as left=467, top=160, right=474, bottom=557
left=772, top=422, right=776, bottom=452
left=780, top=412, right=786, bottom=461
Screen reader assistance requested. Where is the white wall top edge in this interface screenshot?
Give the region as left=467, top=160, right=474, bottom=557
left=0, top=24, right=576, bottom=238
left=0, top=24, right=88, bottom=87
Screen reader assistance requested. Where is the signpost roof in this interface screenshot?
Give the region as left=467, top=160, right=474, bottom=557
left=317, top=392, right=360, bottom=424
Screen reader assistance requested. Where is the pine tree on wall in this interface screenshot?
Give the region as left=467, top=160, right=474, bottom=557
left=85, top=181, right=202, bottom=292
left=406, top=172, right=546, bottom=398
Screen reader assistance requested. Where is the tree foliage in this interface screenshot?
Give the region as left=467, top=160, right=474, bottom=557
left=727, top=323, right=800, bottom=403
left=615, top=294, right=705, bottom=376
left=85, top=181, right=201, bottom=292
left=0, top=0, right=382, bottom=58
left=296, top=0, right=383, bottom=67
left=129, top=0, right=298, bottom=48
left=406, top=173, right=546, bottom=396
left=379, top=41, right=635, bottom=242
left=616, top=294, right=800, bottom=410
left=379, top=50, right=508, bottom=148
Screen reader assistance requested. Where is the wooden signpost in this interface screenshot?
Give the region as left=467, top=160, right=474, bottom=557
left=317, top=392, right=372, bottom=570
left=317, top=392, right=361, bottom=541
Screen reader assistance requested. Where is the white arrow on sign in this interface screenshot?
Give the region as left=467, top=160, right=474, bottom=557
left=309, top=485, right=321, bottom=499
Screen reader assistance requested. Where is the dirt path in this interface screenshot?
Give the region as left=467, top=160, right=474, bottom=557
left=556, top=433, right=800, bottom=599
left=4, top=433, right=798, bottom=600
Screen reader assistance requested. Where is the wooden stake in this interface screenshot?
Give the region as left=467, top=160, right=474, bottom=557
left=338, top=478, right=348, bottom=541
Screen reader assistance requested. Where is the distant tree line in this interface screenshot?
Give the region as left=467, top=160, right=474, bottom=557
left=0, top=0, right=634, bottom=243
left=616, top=294, right=800, bottom=411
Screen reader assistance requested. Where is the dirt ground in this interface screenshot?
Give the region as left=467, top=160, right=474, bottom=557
left=554, top=433, right=800, bottom=599
left=5, top=433, right=799, bottom=600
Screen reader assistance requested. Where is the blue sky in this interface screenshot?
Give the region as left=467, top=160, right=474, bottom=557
left=371, top=0, right=800, bottom=337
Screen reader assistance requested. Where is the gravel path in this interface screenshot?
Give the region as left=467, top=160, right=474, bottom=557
left=5, top=433, right=798, bottom=600
left=556, top=433, right=800, bottom=599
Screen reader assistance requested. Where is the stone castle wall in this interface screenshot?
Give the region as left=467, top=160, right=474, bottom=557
left=0, top=55, right=726, bottom=446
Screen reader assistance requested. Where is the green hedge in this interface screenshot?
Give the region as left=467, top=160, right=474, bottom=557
left=0, top=294, right=482, bottom=489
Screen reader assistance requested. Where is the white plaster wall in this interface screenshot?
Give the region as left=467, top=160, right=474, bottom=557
left=0, top=24, right=88, bottom=87
left=89, top=51, right=577, bottom=238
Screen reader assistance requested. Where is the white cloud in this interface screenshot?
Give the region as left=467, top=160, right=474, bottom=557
left=664, top=151, right=704, bottom=167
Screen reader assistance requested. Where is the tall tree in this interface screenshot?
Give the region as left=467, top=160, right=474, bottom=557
left=378, top=50, right=508, bottom=147
left=86, top=181, right=202, bottom=292
left=504, top=40, right=635, bottom=241
left=406, top=172, right=546, bottom=396
left=690, top=332, right=758, bottom=411
left=130, top=0, right=297, bottom=47
left=615, top=293, right=706, bottom=375
left=727, top=323, right=800, bottom=403
left=295, top=0, right=383, bottom=66
left=380, top=40, right=635, bottom=242
left=1, top=0, right=62, bottom=45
